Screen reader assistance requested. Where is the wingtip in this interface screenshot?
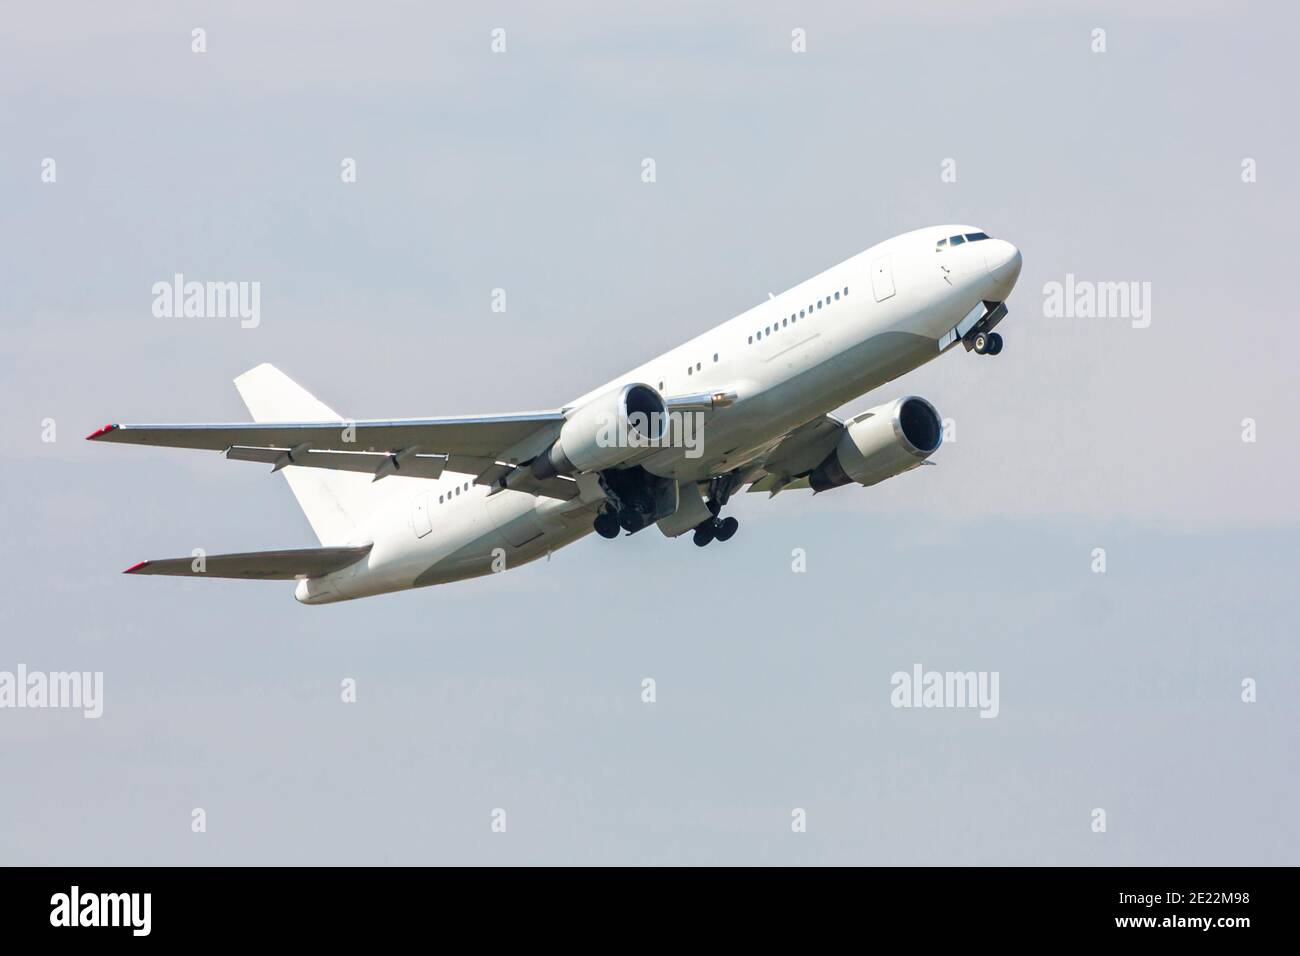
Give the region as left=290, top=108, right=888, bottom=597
left=123, top=560, right=150, bottom=574
left=86, top=424, right=118, bottom=441
left=233, top=361, right=278, bottom=387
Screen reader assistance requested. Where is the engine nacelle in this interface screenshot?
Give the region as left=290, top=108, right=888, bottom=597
left=533, top=383, right=667, bottom=478
left=808, top=396, right=943, bottom=492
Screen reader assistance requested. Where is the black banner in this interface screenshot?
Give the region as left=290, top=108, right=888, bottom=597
left=0, top=867, right=1280, bottom=941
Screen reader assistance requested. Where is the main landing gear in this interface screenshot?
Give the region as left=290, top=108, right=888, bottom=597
left=692, top=475, right=740, bottom=547
left=972, top=331, right=1003, bottom=356
left=693, top=515, right=739, bottom=547
left=592, top=471, right=744, bottom=547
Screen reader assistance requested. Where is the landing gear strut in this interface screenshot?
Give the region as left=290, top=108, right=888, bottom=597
left=693, top=476, right=741, bottom=547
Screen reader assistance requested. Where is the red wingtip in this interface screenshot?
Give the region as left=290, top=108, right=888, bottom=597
left=123, top=560, right=150, bottom=574
left=86, top=424, right=118, bottom=440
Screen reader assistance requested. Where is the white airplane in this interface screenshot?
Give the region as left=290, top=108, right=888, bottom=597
left=90, top=225, right=1021, bottom=604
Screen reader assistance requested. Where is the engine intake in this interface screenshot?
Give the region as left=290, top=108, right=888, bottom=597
left=808, top=396, right=943, bottom=492
left=533, top=383, right=667, bottom=479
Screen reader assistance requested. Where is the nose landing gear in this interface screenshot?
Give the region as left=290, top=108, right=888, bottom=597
left=972, top=331, right=1003, bottom=355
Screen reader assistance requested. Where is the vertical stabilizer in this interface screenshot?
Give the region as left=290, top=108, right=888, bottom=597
left=233, top=363, right=380, bottom=545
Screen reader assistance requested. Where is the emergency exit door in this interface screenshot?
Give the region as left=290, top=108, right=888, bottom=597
left=870, top=256, right=896, bottom=302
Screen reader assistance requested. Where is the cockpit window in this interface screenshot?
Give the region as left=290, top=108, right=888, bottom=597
left=938, top=231, right=993, bottom=250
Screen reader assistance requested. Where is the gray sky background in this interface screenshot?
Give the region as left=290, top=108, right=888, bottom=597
left=1, top=1, right=1296, bottom=864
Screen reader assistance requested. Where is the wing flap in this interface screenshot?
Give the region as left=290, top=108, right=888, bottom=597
left=226, top=446, right=449, bottom=480
left=124, top=545, right=372, bottom=580
left=746, top=474, right=810, bottom=495
left=743, top=415, right=844, bottom=495
left=486, top=468, right=581, bottom=501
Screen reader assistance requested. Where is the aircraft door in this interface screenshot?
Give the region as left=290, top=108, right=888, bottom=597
left=871, top=256, right=896, bottom=302
left=412, top=493, right=432, bottom=538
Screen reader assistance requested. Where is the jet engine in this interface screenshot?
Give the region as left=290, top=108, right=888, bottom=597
left=807, top=396, right=943, bottom=492
left=532, top=383, right=667, bottom=479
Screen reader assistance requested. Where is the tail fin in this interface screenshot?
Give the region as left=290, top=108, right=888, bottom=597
left=234, top=363, right=381, bottom=545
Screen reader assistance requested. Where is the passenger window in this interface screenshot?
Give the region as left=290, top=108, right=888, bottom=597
left=816, top=301, right=822, bottom=310
left=748, top=335, right=752, bottom=344
left=800, top=309, right=805, bottom=318
left=696, top=362, right=701, bottom=371
left=834, top=291, right=840, bottom=300
left=687, top=366, right=692, bottom=375
left=843, top=286, right=849, bottom=296
left=782, top=318, right=787, bottom=327
left=713, top=353, right=718, bottom=362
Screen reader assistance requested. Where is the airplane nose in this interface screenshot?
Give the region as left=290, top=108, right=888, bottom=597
left=984, top=239, right=1022, bottom=287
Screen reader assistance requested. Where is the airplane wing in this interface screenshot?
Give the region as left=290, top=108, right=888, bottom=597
left=88, top=363, right=578, bottom=545
left=743, top=414, right=844, bottom=496
left=123, top=544, right=373, bottom=580
left=87, top=412, right=564, bottom=465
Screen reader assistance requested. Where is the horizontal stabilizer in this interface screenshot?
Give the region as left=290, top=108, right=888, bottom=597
left=124, top=544, right=372, bottom=580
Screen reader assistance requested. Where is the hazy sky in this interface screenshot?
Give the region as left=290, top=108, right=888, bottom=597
left=1, top=1, right=1295, bottom=865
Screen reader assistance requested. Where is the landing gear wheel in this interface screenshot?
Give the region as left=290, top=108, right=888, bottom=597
left=714, top=516, right=739, bottom=542
left=987, top=332, right=1003, bottom=355
left=693, top=523, right=716, bottom=547
left=972, top=331, right=989, bottom=355
left=593, top=512, right=620, bottom=539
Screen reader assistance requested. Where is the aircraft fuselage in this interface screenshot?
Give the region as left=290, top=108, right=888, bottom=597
left=294, top=225, right=1022, bottom=604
